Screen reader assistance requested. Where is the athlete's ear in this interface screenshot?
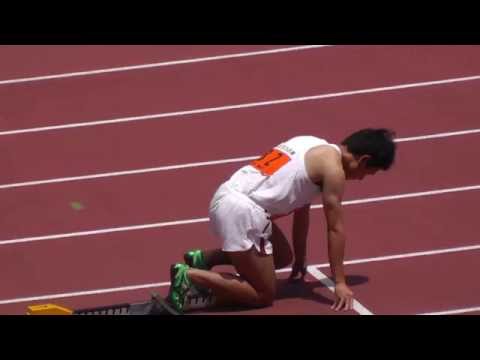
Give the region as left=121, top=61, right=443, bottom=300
left=357, top=155, right=371, bottom=168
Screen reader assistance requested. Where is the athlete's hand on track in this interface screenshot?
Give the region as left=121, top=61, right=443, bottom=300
left=331, top=282, right=354, bottom=311
left=288, top=262, right=307, bottom=282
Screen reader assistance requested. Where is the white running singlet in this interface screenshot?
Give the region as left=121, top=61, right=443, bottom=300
left=225, top=136, right=341, bottom=218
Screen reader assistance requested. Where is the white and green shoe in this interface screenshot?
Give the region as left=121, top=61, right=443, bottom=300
left=183, top=249, right=210, bottom=270
left=167, top=263, right=192, bottom=313
left=167, top=263, right=215, bottom=313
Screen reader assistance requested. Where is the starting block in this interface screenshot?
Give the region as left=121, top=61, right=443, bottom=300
left=26, top=293, right=180, bottom=315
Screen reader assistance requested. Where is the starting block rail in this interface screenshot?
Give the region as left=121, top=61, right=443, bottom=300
left=26, top=293, right=180, bottom=315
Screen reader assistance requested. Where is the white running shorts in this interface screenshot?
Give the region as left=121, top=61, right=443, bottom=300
left=209, top=183, right=273, bottom=255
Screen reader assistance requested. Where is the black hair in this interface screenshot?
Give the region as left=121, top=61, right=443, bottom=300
left=341, top=128, right=396, bottom=170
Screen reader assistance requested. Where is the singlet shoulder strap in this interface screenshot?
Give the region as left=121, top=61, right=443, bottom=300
left=326, top=142, right=341, bottom=155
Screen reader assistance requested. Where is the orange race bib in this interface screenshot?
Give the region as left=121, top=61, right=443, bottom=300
left=251, top=149, right=291, bottom=176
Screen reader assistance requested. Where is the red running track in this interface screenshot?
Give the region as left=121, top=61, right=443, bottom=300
left=1, top=46, right=480, bottom=131
left=0, top=134, right=478, bottom=240
left=0, top=188, right=479, bottom=314
left=0, top=46, right=285, bottom=79
left=0, top=45, right=479, bottom=315
left=338, top=250, right=480, bottom=315
left=2, top=79, right=480, bottom=183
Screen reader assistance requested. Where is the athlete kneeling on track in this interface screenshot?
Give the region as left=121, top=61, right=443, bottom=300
left=167, top=128, right=397, bottom=313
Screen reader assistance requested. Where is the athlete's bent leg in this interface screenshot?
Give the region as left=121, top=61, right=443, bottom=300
left=185, top=222, right=292, bottom=271
left=187, top=246, right=276, bottom=308
left=184, top=249, right=231, bottom=269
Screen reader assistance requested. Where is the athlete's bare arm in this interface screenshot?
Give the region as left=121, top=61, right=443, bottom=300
left=321, top=167, right=354, bottom=311
left=289, top=204, right=310, bottom=280
left=306, top=146, right=354, bottom=311
left=321, top=169, right=347, bottom=283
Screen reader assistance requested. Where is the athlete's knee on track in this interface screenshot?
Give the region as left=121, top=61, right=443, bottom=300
left=252, top=279, right=276, bottom=307
left=255, top=290, right=275, bottom=307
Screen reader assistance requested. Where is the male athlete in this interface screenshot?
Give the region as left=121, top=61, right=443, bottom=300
left=166, top=129, right=396, bottom=313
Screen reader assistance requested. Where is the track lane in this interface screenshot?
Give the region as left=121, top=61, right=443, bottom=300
left=2, top=80, right=480, bottom=184
left=2, top=46, right=480, bottom=131
left=0, top=45, right=285, bottom=79
left=0, top=190, right=478, bottom=314
left=0, top=134, right=478, bottom=240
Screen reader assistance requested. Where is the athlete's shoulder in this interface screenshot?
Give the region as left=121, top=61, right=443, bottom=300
left=280, top=135, right=325, bottom=148
left=305, top=144, right=343, bottom=184
left=309, top=142, right=342, bottom=159
left=287, top=135, right=323, bottom=142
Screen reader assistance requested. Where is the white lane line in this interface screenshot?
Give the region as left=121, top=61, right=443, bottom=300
left=0, top=282, right=170, bottom=306
left=420, top=306, right=480, bottom=315
left=307, top=266, right=374, bottom=315
left=395, top=128, right=480, bottom=142
left=0, top=217, right=210, bottom=246
left=312, top=185, right=480, bottom=209
left=6, top=243, right=477, bottom=308
left=1, top=74, right=480, bottom=136
left=1, top=184, right=479, bottom=246
left=2, top=127, right=480, bottom=190
left=0, top=156, right=257, bottom=190
left=301, top=244, right=480, bottom=269
left=0, top=46, right=331, bottom=86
